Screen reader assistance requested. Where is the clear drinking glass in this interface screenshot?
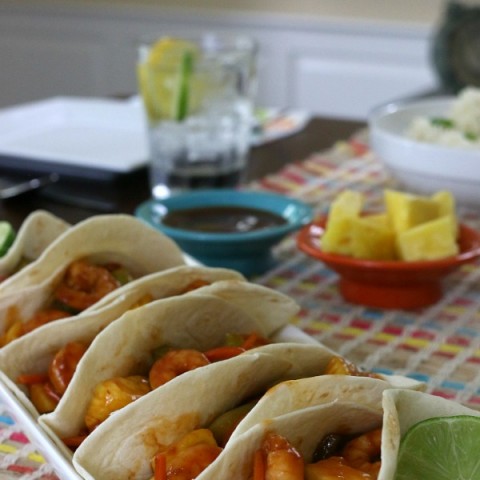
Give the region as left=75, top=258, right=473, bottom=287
left=137, top=33, right=258, bottom=199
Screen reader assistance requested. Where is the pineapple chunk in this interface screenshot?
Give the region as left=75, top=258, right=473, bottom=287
left=397, top=216, right=459, bottom=261
left=329, top=190, right=364, bottom=218
left=361, top=213, right=389, bottom=228
left=385, top=189, right=440, bottom=234
left=321, top=190, right=364, bottom=255
left=350, top=215, right=396, bottom=260
left=432, top=190, right=458, bottom=237
left=432, top=190, right=455, bottom=216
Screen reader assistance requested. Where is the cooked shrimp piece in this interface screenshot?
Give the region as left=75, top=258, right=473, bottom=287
left=22, top=308, right=71, bottom=333
left=153, top=429, right=222, bottom=480
left=54, top=260, right=121, bottom=311
left=48, top=341, right=88, bottom=396
left=149, top=349, right=210, bottom=389
left=0, top=321, right=24, bottom=346
left=323, top=356, right=382, bottom=379
left=255, top=432, right=304, bottom=480
left=341, top=428, right=382, bottom=476
left=84, top=375, right=150, bottom=431
left=181, top=279, right=210, bottom=292
left=29, top=382, right=61, bottom=414
left=241, top=332, right=270, bottom=350
left=0, top=308, right=71, bottom=346
left=306, top=456, right=373, bottom=479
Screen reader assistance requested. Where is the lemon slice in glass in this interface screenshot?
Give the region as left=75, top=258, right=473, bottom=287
left=395, top=415, right=480, bottom=479
left=138, top=37, right=200, bottom=122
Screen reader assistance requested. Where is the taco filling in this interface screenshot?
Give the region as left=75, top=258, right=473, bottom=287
left=147, top=405, right=383, bottom=480
left=143, top=359, right=385, bottom=480
left=253, top=428, right=382, bottom=480
left=1, top=259, right=133, bottom=346
left=13, top=278, right=218, bottom=415
left=17, top=341, right=89, bottom=414
left=63, top=332, right=270, bottom=449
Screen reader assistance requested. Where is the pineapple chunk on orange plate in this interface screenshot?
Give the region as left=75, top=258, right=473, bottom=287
left=296, top=216, right=480, bottom=310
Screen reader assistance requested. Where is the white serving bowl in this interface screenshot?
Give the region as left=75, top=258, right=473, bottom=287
left=369, top=97, right=480, bottom=207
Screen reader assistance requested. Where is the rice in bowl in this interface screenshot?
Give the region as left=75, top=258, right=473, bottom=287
left=406, top=87, right=480, bottom=149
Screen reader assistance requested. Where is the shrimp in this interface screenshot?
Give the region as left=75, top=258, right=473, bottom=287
left=255, top=432, right=304, bottom=480
left=54, top=260, right=121, bottom=311
left=48, top=341, right=88, bottom=396
left=84, top=375, right=150, bottom=431
left=1, top=308, right=71, bottom=346
left=153, top=429, right=222, bottom=480
left=0, top=320, right=24, bottom=346
left=181, top=279, right=210, bottom=293
left=306, top=456, right=373, bottom=479
left=341, top=428, right=382, bottom=477
left=22, top=308, right=72, bottom=334
left=29, top=381, right=61, bottom=414
left=149, top=349, right=210, bottom=389
left=323, top=356, right=382, bottom=379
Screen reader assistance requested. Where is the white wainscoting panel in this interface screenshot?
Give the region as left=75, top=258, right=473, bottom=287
left=0, top=2, right=439, bottom=120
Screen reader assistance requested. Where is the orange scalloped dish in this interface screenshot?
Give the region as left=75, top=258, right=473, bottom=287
left=296, top=217, right=480, bottom=310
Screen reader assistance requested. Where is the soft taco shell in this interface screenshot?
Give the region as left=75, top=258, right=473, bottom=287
left=380, top=388, right=480, bottom=479
left=0, top=210, right=70, bottom=278
left=72, top=374, right=388, bottom=479
left=0, top=214, right=186, bottom=338
left=39, top=288, right=301, bottom=449
left=203, top=398, right=383, bottom=479
left=80, top=267, right=244, bottom=313
left=0, top=266, right=244, bottom=417
left=0, top=214, right=185, bottom=294
left=71, top=352, right=294, bottom=479
left=188, top=280, right=301, bottom=335
left=228, top=373, right=423, bottom=443
left=201, top=375, right=397, bottom=479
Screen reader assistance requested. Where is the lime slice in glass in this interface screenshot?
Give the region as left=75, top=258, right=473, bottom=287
left=175, top=50, right=194, bottom=121
left=0, top=221, right=15, bottom=257
left=395, top=415, right=480, bottom=479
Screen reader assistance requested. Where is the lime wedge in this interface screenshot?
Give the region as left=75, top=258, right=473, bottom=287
left=395, top=415, right=480, bottom=479
left=0, top=221, right=15, bottom=257
left=175, top=50, right=193, bottom=121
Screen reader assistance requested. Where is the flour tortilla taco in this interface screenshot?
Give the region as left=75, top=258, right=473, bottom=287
left=70, top=352, right=299, bottom=480
left=0, top=266, right=245, bottom=417
left=206, top=385, right=480, bottom=480
left=203, top=385, right=386, bottom=480
left=0, top=210, right=69, bottom=281
left=71, top=371, right=415, bottom=479
left=38, top=287, right=308, bottom=455
left=226, top=371, right=424, bottom=444
left=0, top=214, right=186, bottom=346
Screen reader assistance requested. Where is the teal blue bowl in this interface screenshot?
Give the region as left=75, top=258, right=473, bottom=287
left=135, top=190, right=313, bottom=276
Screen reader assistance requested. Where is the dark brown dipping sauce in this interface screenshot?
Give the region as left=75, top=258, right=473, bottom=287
left=163, top=206, right=287, bottom=233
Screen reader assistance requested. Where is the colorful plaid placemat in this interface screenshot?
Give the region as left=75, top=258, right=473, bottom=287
left=1, top=129, right=479, bottom=477
left=0, top=402, right=59, bottom=479
left=252, top=131, right=480, bottom=410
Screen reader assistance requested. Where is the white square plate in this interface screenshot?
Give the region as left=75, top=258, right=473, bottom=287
left=0, top=96, right=149, bottom=179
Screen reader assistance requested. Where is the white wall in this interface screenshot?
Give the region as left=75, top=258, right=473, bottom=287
left=57, top=0, right=452, bottom=25
left=0, top=0, right=441, bottom=120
